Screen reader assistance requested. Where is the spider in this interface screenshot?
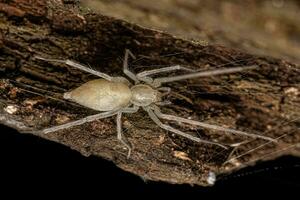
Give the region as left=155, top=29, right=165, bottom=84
left=34, top=49, right=276, bottom=157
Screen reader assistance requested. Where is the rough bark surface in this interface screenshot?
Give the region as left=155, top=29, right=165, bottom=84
left=82, top=0, right=300, bottom=63
left=0, top=0, right=299, bottom=186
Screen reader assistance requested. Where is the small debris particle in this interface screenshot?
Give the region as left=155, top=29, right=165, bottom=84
left=227, top=158, right=241, bottom=167
left=9, top=87, right=19, bottom=99
left=123, top=120, right=132, bottom=129
left=267, top=125, right=272, bottom=130
left=4, top=105, right=18, bottom=114
left=55, top=114, right=70, bottom=124
left=24, top=99, right=43, bottom=109
left=156, top=135, right=165, bottom=145
left=284, top=87, right=299, bottom=96
left=207, top=171, right=216, bottom=185
left=173, top=151, right=192, bottom=161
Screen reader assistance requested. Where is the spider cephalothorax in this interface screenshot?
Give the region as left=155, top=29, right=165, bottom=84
left=130, top=84, right=162, bottom=106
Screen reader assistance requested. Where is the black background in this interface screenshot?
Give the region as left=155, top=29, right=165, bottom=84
left=1, top=124, right=299, bottom=196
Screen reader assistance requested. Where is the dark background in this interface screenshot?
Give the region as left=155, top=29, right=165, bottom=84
left=1, top=124, right=299, bottom=196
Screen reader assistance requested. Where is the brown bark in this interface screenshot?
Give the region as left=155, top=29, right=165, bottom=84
left=0, top=0, right=299, bottom=186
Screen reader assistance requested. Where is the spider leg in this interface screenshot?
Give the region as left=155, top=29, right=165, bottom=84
left=151, top=105, right=277, bottom=142
left=157, top=87, right=171, bottom=96
left=37, top=110, right=119, bottom=134
left=137, top=65, right=195, bottom=77
left=117, top=105, right=140, bottom=158
left=151, top=65, right=258, bottom=87
left=143, top=106, right=228, bottom=149
left=155, top=101, right=172, bottom=106
left=116, top=112, right=132, bottom=158
left=123, top=49, right=139, bottom=83
left=34, top=56, right=113, bottom=81
left=136, top=65, right=195, bottom=85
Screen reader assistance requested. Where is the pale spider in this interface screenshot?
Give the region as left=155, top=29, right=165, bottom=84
left=34, top=50, right=275, bottom=157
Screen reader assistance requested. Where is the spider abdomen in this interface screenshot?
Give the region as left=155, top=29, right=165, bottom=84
left=64, top=79, right=132, bottom=111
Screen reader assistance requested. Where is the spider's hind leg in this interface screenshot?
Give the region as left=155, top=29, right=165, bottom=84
left=116, top=105, right=140, bottom=158
left=144, top=106, right=228, bottom=149
left=36, top=110, right=119, bottom=134
left=151, top=105, right=276, bottom=143
left=116, top=112, right=132, bottom=158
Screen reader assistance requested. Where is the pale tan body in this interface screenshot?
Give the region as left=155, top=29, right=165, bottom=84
left=64, top=79, right=133, bottom=111
left=34, top=50, right=276, bottom=158
left=65, top=79, right=161, bottom=110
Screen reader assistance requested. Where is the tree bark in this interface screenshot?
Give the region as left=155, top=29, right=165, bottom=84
left=0, top=0, right=299, bottom=186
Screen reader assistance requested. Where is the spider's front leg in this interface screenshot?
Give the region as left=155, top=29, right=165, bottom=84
left=136, top=65, right=195, bottom=86
left=151, top=65, right=258, bottom=87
